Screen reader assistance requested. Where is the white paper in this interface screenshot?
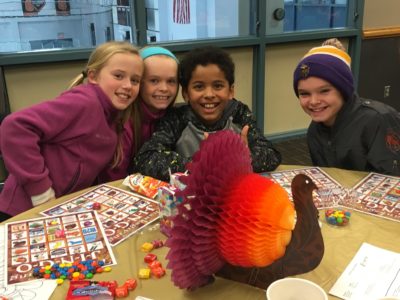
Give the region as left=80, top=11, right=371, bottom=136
left=329, top=242, right=400, bottom=300
left=0, top=225, right=57, bottom=300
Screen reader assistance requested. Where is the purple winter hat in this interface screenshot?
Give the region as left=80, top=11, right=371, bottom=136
left=293, top=45, right=354, bottom=101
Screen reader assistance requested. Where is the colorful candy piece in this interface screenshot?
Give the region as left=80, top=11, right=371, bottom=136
left=104, top=266, right=112, bottom=272
left=144, top=253, right=157, bottom=263
left=105, top=280, right=118, bottom=296
left=148, top=260, right=162, bottom=269
left=151, top=267, right=166, bottom=278
left=141, top=242, right=154, bottom=252
left=115, top=285, right=129, bottom=298
left=91, top=260, right=99, bottom=267
left=124, top=278, right=137, bottom=290
left=138, top=268, right=151, bottom=279
left=151, top=239, right=164, bottom=249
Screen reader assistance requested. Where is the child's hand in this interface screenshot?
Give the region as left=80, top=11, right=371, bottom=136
left=203, top=132, right=209, bottom=140
left=241, top=125, right=249, bottom=147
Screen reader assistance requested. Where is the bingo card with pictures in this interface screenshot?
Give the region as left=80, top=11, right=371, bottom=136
left=5, top=211, right=116, bottom=285
left=351, top=172, right=400, bottom=222
left=262, top=167, right=344, bottom=209
left=40, top=185, right=160, bottom=246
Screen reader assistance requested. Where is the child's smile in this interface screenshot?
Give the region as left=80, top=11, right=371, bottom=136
left=203, top=103, right=219, bottom=108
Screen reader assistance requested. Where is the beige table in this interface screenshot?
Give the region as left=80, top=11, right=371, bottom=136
left=2, top=166, right=400, bottom=300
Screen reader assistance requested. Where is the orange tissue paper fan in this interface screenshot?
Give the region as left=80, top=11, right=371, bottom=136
left=165, top=130, right=296, bottom=289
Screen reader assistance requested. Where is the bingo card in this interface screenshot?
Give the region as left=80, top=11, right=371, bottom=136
left=263, top=167, right=344, bottom=209
left=5, top=211, right=116, bottom=285
left=41, top=185, right=160, bottom=246
left=351, top=172, right=400, bottom=222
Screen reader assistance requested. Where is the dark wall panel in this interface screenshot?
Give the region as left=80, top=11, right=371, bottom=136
left=358, top=37, right=400, bottom=111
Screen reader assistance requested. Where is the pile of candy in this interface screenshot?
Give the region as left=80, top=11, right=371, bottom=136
left=32, top=259, right=111, bottom=285
left=325, top=208, right=351, bottom=226
left=139, top=240, right=166, bottom=279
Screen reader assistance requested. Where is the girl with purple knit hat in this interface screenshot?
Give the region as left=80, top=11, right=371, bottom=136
left=293, top=39, right=400, bottom=176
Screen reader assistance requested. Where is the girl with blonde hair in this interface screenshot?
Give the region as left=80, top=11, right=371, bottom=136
left=0, top=41, right=143, bottom=220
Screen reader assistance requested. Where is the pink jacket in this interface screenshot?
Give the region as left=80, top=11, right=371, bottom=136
left=98, top=100, right=166, bottom=182
left=0, top=83, right=118, bottom=216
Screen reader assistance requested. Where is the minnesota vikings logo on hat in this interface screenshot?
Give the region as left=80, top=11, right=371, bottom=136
left=300, top=64, right=310, bottom=78
left=293, top=45, right=354, bottom=101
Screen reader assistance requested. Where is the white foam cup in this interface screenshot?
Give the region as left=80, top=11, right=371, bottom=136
left=266, top=278, right=328, bottom=300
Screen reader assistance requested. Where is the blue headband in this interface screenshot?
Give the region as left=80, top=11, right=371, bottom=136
left=140, top=46, right=178, bottom=63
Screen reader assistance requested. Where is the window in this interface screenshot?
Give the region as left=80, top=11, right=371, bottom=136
left=0, top=0, right=357, bottom=55
left=266, top=0, right=349, bottom=34
left=117, top=6, right=131, bottom=27
left=144, top=0, right=253, bottom=43
left=0, top=0, right=127, bottom=53
left=30, top=38, right=73, bottom=50
left=145, top=0, right=160, bottom=43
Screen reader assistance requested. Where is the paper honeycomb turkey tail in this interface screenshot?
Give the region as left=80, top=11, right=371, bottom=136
left=216, top=174, right=324, bottom=289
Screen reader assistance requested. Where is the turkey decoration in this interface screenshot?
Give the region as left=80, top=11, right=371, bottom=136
left=165, top=130, right=297, bottom=289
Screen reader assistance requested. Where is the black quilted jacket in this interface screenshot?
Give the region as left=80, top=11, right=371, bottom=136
left=132, top=99, right=282, bottom=181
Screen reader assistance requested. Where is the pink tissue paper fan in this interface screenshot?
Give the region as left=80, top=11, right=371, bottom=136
left=165, top=129, right=253, bottom=289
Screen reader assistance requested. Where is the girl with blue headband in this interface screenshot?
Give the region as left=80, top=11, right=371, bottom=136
left=98, top=46, right=179, bottom=182
left=133, top=46, right=179, bottom=153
